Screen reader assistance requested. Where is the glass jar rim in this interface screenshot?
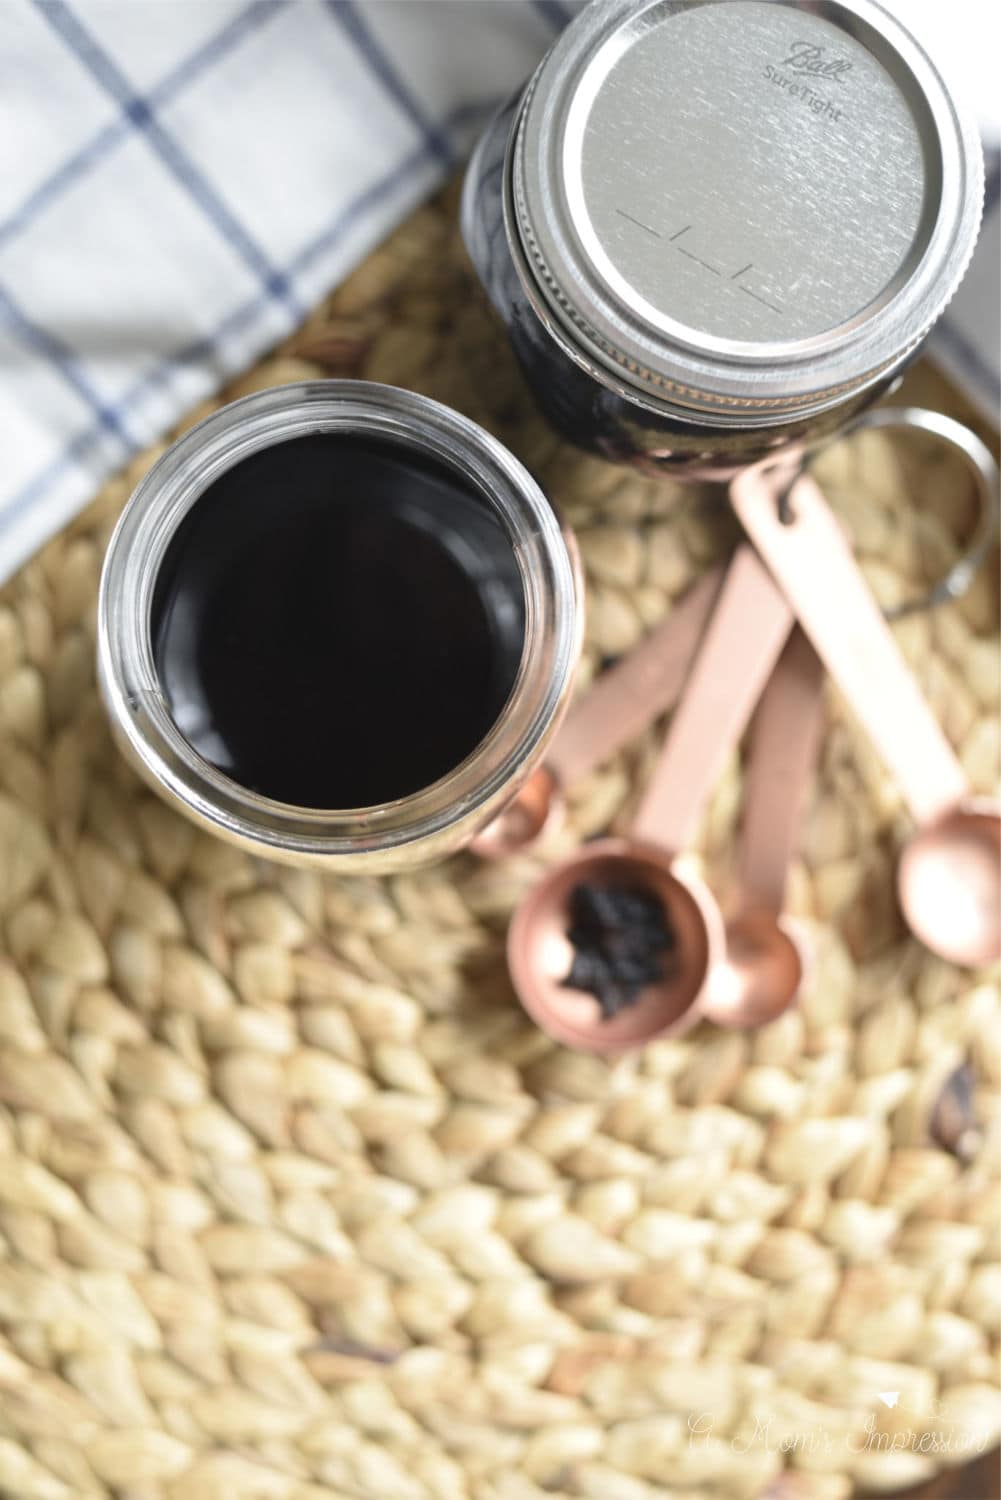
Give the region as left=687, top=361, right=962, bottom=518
left=98, top=380, right=580, bottom=861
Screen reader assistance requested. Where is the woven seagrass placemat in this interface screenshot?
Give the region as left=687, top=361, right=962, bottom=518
left=0, top=179, right=998, bottom=1500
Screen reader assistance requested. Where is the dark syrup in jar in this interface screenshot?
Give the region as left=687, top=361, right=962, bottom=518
left=151, top=433, right=526, bottom=808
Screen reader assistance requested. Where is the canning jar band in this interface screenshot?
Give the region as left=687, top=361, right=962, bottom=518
left=513, top=174, right=913, bottom=417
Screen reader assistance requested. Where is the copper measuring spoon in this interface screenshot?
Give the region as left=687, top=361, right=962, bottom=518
left=732, top=463, right=1000, bottom=969
left=472, top=565, right=725, bottom=858
left=507, top=546, right=793, bottom=1052
left=706, top=627, right=826, bottom=1028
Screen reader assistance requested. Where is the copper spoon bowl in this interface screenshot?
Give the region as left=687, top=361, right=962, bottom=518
left=508, top=840, right=721, bottom=1052
left=898, top=804, right=1000, bottom=968
left=471, top=765, right=558, bottom=859
left=507, top=546, right=793, bottom=1051
left=706, top=627, right=826, bottom=1028
left=471, top=566, right=725, bottom=858
left=705, top=910, right=810, bottom=1030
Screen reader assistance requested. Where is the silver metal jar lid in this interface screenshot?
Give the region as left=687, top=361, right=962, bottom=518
left=512, top=0, right=984, bottom=420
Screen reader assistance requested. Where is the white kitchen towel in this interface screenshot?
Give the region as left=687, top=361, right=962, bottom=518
left=0, top=0, right=996, bottom=584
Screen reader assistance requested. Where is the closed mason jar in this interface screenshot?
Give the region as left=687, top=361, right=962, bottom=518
left=98, top=382, right=582, bottom=872
left=462, top=0, right=984, bottom=480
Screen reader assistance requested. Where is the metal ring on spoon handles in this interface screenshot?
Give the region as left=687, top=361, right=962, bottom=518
left=778, top=407, right=1000, bottom=619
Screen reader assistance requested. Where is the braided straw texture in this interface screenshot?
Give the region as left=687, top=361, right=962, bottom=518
left=0, top=180, right=998, bottom=1500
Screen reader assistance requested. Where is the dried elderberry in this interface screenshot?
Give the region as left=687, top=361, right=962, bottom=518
left=562, top=880, right=678, bottom=1019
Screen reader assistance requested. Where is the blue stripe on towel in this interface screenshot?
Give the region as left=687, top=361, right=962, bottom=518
left=0, top=96, right=501, bottom=541
left=0, top=281, right=135, bottom=444
left=327, top=0, right=455, bottom=168
left=32, top=0, right=300, bottom=315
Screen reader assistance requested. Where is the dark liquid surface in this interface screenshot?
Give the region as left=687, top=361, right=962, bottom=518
left=151, top=433, right=525, bottom=808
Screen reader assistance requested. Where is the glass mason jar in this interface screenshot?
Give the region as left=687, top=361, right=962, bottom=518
left=98, top=382, right=582, bottom=872
left=462, top=0, right=984, bottom=481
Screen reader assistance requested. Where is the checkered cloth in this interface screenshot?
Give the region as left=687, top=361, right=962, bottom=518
left=0, top=0, right=996, bottom=584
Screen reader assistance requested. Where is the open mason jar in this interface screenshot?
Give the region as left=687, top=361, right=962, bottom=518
left=462, top=0, right=984, bottom=480
left=98, top=382, right=582, bottom=872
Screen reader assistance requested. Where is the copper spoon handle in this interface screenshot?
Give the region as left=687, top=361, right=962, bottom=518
left=632, top=546, right=793, bottom=854
left=739, top=627, right=826, bottom=915
left=731, top=466, right=969, bottom=826
left=546, top=564, right=725, bottom=788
